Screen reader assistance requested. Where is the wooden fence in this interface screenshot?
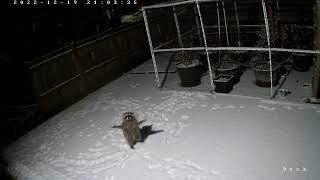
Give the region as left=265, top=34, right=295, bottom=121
left=28, top=21, right=174, bottom=115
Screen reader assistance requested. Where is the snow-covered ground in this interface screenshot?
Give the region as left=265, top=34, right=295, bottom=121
left=3, top=53, right=320, bottom=180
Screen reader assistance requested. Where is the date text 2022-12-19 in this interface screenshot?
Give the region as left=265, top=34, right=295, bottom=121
left=11, top=0, right=138, bottom=6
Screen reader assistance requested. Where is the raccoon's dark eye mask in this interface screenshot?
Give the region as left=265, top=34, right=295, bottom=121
left=124, top=115, right=134, bottom=120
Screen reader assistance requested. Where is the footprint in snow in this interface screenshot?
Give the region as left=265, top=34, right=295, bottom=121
left=225, top=105, right=236, bottom=109
left=181, top=115, right=189, bottom=119
left=282, top=106, right=293, bottom=110
left=144, top=97, right=152, bottom=101
left=211, top=169, right=220, bottom=175
left=104, top=175, right=114, bottom=180
left=257, top=105, right=276, bottom=111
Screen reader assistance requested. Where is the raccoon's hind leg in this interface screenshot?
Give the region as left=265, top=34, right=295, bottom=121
left=134, top=128, right=142, bottom=142
left=124, top=130, right=136, bottom=149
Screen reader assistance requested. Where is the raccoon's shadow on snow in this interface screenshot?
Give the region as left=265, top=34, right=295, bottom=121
left=140, top=125, right=164, bottom=142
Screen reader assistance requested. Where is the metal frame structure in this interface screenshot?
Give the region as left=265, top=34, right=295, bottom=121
left=142, top=0, right=320, bottom=98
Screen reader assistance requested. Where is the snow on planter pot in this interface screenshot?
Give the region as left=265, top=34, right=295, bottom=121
left=253, top=62, right=281, bottom=87
left=214, top=61, right=242, bottom=84
left=292, top=53, right=313, bottom=72
left=213, top=74, right=235, bottom=93
left=176, top=59, right=203, bottom=87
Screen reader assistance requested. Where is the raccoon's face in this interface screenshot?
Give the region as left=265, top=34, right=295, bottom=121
left=123, top=112, right=134, bottom=120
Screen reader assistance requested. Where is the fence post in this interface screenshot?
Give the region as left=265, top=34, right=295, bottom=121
left=71, top=42, right=88, bottom=96
left=142, top=8, right=160, bottom=87
left=261, top=0, right=273, bottom=98
left=313, top=1, right=320, bottom=99
left=196, top=1, right=215, bottom=91
left=222, top=1, right=229, bottom=47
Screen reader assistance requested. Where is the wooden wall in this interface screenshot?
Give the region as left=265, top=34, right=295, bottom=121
left=28, top=21, right=174, bottom=115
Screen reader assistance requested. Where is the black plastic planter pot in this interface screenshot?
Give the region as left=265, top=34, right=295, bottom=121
left=253, top=62, right=280, bottom=87
left=293, top=53, right=313, bottom=72
left=214, top=74, right=234, bottom=93
left=214, top=61, right=242, bottom=84
left=176, top=60, right=203, bottom=87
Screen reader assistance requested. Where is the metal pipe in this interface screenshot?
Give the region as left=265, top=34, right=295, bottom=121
left=276, top=0, right=283, bottom=48
left=205, top=31, right=262, bottom=35
left=271, top=48, right=320, bottom=54
left=154, top=46, right=320, bottom=54
left=194, top=5, right=202, bottom=46
left=142, top=0, right=221, bottom=10
left=173, top=7, right=184, bottom=48
left=196, top=24, right=265, bottom=28
left=222, top=1, right=229, bottom=46
left=261, top=0, right=273, bottom=98
left=142, top=9, right=160, bottom=87
left=187, top=24, right=314, bottom=29
left=154, top=47, right=206, bottom=53
left=216, top=2, right=221, bottom=46
left=267, top=0, right=276, bottom=48
left=195, top=1, right=215, bottom=90
left=234, top=0, right=241, bottom=47
left=217, top=1, right=221, bottom=53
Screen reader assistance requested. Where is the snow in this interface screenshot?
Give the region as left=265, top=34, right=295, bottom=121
left=273, top=70, right=313, bottom=102
left=3, top=52, right=320, bottom=180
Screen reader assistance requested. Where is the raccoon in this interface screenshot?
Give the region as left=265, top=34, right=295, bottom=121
left=112, top=112, right=145, bottom=149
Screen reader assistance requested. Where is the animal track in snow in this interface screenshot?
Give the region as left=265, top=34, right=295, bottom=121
left=257, top=105, right=276, bottom=111
left=144, top=96, right=152, bottom=101
left=282, top=106, right=293, bottom=110
left=210, top=169, right=220, bottom=175
left=145, top=156, right=214, bottom=179
left=211, top=104, right=245, bottom=110
left=181, top=115, right=190, bottom=119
